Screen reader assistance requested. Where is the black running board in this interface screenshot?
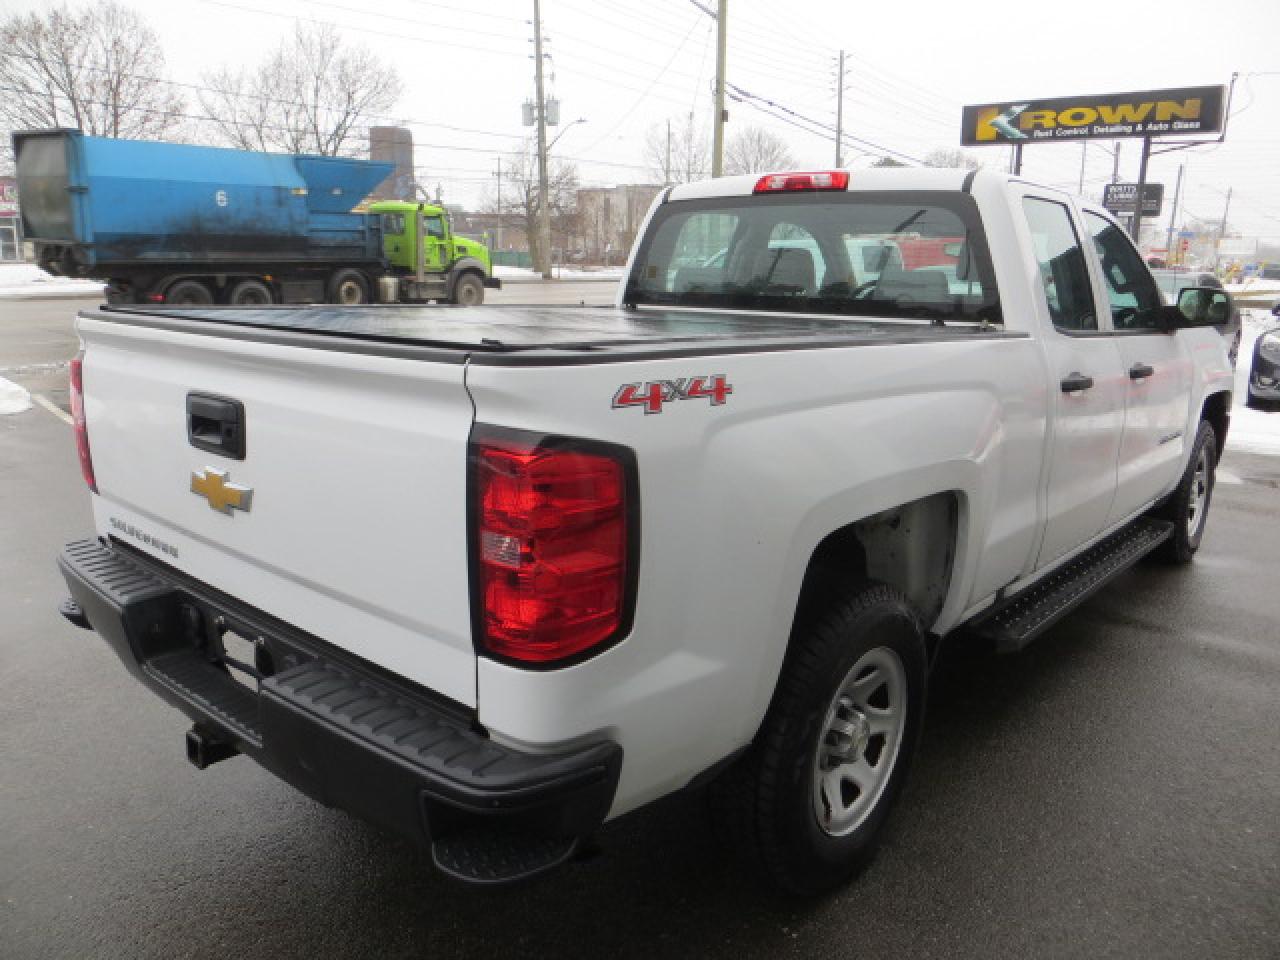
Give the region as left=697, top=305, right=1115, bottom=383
left=971, top=519, right=1173, bottom=652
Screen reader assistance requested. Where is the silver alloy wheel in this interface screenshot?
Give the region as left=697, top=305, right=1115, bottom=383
left=1187, top=444, right=1211, bottom=538
left=812, top=646, right=907, bottom=837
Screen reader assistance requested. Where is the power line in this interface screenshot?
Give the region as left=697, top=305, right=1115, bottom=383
left=0, top=83, right=654, bottom=174
left=727, top=82, right=927, bottom=165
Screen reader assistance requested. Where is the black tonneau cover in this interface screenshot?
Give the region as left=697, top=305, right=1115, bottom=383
left=90, top=303, right=1024, bottom=366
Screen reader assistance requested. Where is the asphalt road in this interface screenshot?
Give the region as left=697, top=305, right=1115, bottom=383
left=2, top=295, right=1278, bottom=960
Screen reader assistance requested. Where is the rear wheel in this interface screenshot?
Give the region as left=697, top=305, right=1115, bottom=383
left=710, top=581, right=927, bottom=895
left=1153, top=419, right=1216, bottom=564
left=452, top=273, right=485, bottom=306
left=165, top=280, right=214, bottom=305
left=228, top=279, right=274, bottom=306
left=328, top=269, right=369, bottom=305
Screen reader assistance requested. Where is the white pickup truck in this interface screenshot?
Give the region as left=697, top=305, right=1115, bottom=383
left=59, top=168, right=1235, bottom=893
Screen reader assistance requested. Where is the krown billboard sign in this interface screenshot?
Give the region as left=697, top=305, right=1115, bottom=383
left=961, top=85, right=1226, bottom=145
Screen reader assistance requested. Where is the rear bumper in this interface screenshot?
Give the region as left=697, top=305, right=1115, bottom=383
left=58, top=538, right=621, bottom=880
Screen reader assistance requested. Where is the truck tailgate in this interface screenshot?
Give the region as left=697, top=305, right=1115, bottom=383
left=77, top=312, right=477, bottom=707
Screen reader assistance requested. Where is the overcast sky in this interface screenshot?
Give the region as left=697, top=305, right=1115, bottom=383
left=8, top=0, right=1280, bottom=239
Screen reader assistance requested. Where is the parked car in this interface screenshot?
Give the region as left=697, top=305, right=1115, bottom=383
left=1150, top=268, right=1241, bottom=366
left=1246, top=302, right=1280, bottom=410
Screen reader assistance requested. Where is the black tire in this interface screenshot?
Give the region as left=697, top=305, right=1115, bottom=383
left=165, top=280, right=213, bottom=305
left=228, top=279, right=274, bottom=306
left=1153, top=419, right=1216, bottom=564
left=710, top=582, right=927, bottom=895
left=452, top=273, right=485, bottom=306
left=328, top=269, right=369, bottom=305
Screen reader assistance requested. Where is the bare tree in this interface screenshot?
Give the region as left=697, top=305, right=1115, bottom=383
left=643, top=115, right=709, bottom=184
left=0, top=1, right=185, bottom=160
left=199, top=23, right=401, bottom=157
left=723, top=125, right=795, bottom=176
left=922, top=148, right=981, bottom=170
left=872, top=156, right=907, bottom=168
left=496, top=140, right=579, bottom=272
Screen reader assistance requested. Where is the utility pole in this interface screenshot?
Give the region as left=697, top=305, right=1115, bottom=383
left=1077, top=142, right=1086, bottom=194
left=1163, top=163, right=1184, bottom=266
left=492, top=156, right=504, bottom=252
left=532, top=0, right=552, bottom=278
left=711, top=0, right=727, bottom=177
left=665, top=119, right=672, bottom=184
left=687, top=0, right=728, bottom=176
left=834, top=50, right=845, bottom=167
left=1130, top=136, right=1151, bottom=248
left=1214, top=186, right=1233, bottom=271
left=1111, top=142, right=1121, bottom=183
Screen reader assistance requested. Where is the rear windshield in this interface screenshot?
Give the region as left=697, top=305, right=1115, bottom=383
left=625, top=191, right=1001, bottom=324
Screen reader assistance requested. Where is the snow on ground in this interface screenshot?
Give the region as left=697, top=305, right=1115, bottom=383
left=1227, top=308, right=1280, bottom=456
left=0, top=263, right=104, bottom=299
left=0, top=376, right=33, bottom=415
left=494, top=264, right=625, bottom=281
left=1225, top=277, right=1280, bottom=296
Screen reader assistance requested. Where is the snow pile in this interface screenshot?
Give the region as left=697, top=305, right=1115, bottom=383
left=1227, top=309, right=1280, bottom=456
left=494, top=265, right=625, bottom=282
left=0, top=376, right=33, bottom=415
left=1225, top=277, right=1280, bottom=300
left=0, top=263, right=104, bottom=299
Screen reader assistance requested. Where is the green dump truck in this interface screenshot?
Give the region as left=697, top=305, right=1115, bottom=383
left=13, top=130, right=500, bottom=306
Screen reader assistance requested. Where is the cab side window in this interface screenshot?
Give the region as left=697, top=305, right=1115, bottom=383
left=1021, top=198, right=1096, bottom=332
left=381, top=213, right=405, bottom=235
left=425, top=216, right=446, bottom=240
left=1084, top=211, right=1164, bottom=330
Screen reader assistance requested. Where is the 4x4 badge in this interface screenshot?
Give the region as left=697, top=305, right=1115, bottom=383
left=612, top=375, right=733, bottom=415
left=191, top=467, right=253, bottom=515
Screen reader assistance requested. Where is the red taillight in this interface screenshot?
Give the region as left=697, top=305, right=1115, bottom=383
left=68, top=352, right=97, bottom=493
left=147, top=293, right=165, bottom=303
left=753, top=171, right=850, bottom=194
left=473, top=432, right=632, bottom=665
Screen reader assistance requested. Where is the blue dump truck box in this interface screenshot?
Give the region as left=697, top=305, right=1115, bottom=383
left=13, top=129, right=392, bottom=272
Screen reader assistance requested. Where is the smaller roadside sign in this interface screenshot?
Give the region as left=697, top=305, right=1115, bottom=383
left=0, top=177, right=18, bottom=218
left=1217, top=237, right=1258, bottom=257
left=1103, top=183, right=1164, bottom=216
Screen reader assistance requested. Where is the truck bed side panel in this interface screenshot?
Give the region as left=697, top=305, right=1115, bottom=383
left=467, top=334, right=1046, bottom=816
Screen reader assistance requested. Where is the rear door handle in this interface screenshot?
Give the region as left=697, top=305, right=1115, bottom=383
left=187, top=393, right=246, bottom=460
left=1129, top=362, right=1155, bottom=380
left=1060, top=372, right=1094, bottom=393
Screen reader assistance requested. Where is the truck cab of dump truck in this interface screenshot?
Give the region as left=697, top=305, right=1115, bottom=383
left=369, top=201, right=496, bottom=306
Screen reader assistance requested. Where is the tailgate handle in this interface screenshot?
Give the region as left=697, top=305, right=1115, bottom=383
left=187, top=393, right=246, bottom=460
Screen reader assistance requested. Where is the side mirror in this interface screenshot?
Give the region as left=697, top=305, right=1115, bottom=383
left=1175, top=287, right=1232, bottom=327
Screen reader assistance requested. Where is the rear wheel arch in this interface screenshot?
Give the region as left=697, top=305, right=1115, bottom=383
left=794, top=492, right=960, bottom=642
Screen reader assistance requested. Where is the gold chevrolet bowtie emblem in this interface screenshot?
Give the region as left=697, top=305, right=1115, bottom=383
left=190, top=467, right=253, bottom=515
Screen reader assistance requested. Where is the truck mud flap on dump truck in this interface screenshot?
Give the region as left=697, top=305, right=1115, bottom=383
left=58, top=538, right=622, bottom=885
